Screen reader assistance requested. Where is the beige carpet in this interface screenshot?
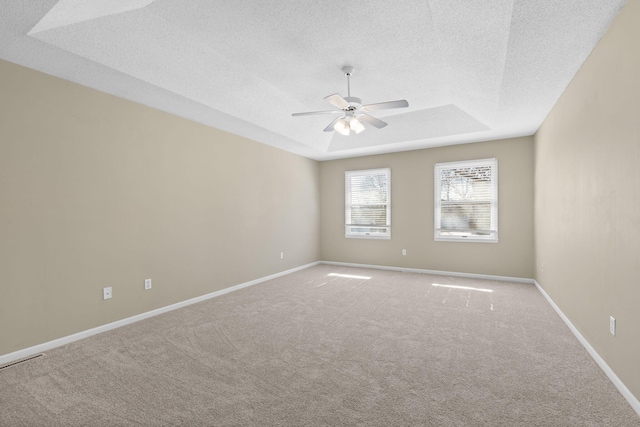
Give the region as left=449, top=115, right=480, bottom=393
left=1, top=265, right=638, bottom=426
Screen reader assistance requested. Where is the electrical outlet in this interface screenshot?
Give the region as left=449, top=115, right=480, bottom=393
left=610, top=316, right=616, bottom=336
left=402, top=249, right=407, bottom=256
left=144, top=278, right=152, bottom=290
left=280, top=252, right=284, bottom=259
left=541, top=264, right=544, bottom=272
left=103, top=287, right=112, bottom=300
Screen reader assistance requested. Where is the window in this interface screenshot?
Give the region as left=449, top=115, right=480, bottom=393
left=434, top=158, right=498, bottom=242
left=345, top=168, right=391, bottom=239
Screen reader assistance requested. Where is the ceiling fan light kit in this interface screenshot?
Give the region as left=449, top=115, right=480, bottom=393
left=292, top=66, right=409, bottom=136
left=334, top=114, right=364, bottom=136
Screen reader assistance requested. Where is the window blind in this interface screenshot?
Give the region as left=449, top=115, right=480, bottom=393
left=434, top=159, right=497, bottom=242
left=345, top=168, right=391, bottom=238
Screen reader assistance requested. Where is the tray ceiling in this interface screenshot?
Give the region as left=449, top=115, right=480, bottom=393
left=0, top=1, right=626, bottom=160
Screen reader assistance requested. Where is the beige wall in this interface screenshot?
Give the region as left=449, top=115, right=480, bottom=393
left=320, top=137, right=534, bottom=278
left=535, top=0, right=640, bottom=401
left=0, top=59, right=320, bottom=356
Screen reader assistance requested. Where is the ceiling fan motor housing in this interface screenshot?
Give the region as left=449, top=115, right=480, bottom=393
left=344, top=97, right=362, bottom=111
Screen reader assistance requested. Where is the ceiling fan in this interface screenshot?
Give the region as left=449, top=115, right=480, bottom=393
left=292, top=66, right=409, bottom=136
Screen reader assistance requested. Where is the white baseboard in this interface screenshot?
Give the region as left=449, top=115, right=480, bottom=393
left=3, top=261, right=638, bottom=418
left=534, top=280, right=640, bottom=417
left=0, top=261, right=320, bottom=366
left=320, top=260, right=535, bottom=284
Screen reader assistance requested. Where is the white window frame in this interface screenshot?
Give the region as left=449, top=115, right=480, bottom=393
left=345, top=168, right=391, bottom=239
left=434, top=158, right=498, bottom=243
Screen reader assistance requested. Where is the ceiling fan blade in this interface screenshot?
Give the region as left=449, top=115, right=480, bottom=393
left=292, top=109, right=341, bottom=117
left=324, top=93, right=350, bottom=110
left=358, top=113, right=387, bottom=129
left=323, top=116, right=343, bottom=132
left=363, top=99, right=409, bottom=111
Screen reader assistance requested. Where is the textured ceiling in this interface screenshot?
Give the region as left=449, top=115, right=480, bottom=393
left=0, top=1, right=626, bottom=160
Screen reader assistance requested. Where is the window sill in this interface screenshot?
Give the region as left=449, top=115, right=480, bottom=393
left=345, top=235, right=391, bottom=240
left=434, top=237, right=498, bottom=243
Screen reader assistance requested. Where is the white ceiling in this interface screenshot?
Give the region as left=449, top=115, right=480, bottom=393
left=0, top=1, right=626, bottom=160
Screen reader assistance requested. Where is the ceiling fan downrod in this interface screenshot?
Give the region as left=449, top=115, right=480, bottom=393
left=343, top=65, right=354, bottom=98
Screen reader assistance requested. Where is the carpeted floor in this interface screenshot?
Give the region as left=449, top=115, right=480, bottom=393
left=1, top=265, right=638, bottom=426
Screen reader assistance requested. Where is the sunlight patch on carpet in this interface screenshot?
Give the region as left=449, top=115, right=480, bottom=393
left=328, top=273, right=372, bottom=280
left=432, top=283, right=493, bottom=293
